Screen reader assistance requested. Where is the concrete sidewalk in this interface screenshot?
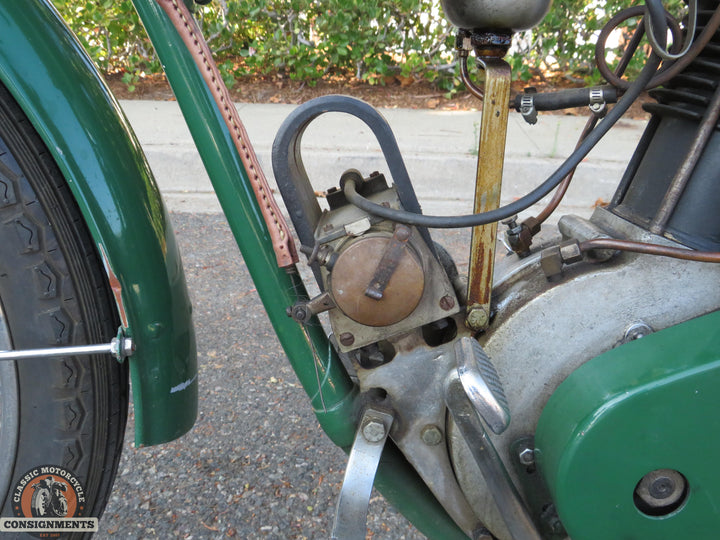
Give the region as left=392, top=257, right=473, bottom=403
left=119, top=99, right=648, bottom=221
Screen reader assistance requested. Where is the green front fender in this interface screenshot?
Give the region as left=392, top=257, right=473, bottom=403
left=0, top=0, right=197, bottom=446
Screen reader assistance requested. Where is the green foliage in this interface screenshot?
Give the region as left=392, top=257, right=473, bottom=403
left=51, top=0, right=687, bottom=92
left=515, top=0, right=687, bottom=84
left=52, top=0, right=149, bottom=72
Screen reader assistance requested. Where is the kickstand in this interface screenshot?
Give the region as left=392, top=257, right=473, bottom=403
left=331, top=408, right=394, bottom=540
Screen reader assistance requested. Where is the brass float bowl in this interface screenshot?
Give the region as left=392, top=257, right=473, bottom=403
left=329, top=235, right=425, bottom=327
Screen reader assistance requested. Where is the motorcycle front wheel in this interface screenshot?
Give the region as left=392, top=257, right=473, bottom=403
left=0, top=81, right=128, bottom=534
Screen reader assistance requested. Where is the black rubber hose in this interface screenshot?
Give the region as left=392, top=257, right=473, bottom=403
left=512, top=86, right=618, bottom=112
left=345, top=59, right=662, bottom=228
left=342, top=1, right=667, bottom=230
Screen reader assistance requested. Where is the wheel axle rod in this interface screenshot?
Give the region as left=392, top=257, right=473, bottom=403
left=0, top=336, right=134, bottom=363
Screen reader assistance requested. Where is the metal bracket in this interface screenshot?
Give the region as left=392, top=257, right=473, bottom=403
left=466, top=56, right=512, bottom=331
left=287, top=291, right=336, bottom=323
left=0, top=327, right=134, bottom=363
left=331, top=408, right=394, bottom=540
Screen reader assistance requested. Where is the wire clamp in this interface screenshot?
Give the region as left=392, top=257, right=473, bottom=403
left=520, top=93, right=538, bottom=125
left=589, top=88, right=607, bottom=117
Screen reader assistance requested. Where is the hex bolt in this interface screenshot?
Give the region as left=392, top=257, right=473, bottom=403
left=466, top=306, right=489, bottom=329
left=338, top=332, right=355, bottom=347
left=518, top=447, right=535, bottom=466
left=362, top=419, right=386, bottom=443
left=439, top=295, right=456, bottom=311
left=541, top=503, right=565, bottom=536
left=420, top=425, right=443, bottom=446
left=550, top=517, right=564, bottom=534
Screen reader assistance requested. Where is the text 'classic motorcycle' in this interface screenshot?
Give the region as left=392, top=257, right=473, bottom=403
left=0, top=0, right=719, bottom=538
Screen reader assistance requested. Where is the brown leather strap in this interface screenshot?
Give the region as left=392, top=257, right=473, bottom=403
left=156, top=0, right=298, bottom=267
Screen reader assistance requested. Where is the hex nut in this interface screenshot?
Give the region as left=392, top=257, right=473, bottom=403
left=473, top=526, right=495, bottom=540
left=559, top=240, right=583, bottom=265
left=518, top=447, right=535, bottom=466
left=420, top=425, right=443, bottom=446
left=466, top=306, right=489, bottom=329
left=292, top=306, right=308, bottom=322
left=362, top=420, right=386, bottom=443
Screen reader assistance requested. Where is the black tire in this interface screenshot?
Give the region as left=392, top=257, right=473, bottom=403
left=0, top=81, right=128, bottom=537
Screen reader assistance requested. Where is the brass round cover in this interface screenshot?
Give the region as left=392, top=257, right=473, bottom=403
left=330, top=236, right=425, bottom=327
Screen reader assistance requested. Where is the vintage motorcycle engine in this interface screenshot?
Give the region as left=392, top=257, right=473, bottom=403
left=304, top=171, right=459, bottom=352
left=271, top=17, right=720, bottom=532
left=447, top=2, right=720, bottom=536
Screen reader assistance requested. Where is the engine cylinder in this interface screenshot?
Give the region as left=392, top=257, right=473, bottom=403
left=610, top=1, right=720, bottom=251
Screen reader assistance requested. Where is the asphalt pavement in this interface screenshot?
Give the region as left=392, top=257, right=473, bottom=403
left=96, top=100, right=648, bottom=539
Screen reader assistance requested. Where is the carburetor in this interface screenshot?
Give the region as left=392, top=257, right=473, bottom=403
left=291, top=170, right=459, bottom=353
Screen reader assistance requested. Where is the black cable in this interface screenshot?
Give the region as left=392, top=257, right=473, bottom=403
left=343, top=1, right=666, bottom=229
left=644, top=0, right=669, bottom=51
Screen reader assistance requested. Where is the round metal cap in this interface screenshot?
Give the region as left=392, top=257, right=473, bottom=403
left=330, top=236, right=424, bottom=327
left=440, top=0, right=551, bottom=31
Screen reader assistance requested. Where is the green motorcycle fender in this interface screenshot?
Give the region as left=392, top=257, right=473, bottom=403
left=0, top=0, right=197, bottom=446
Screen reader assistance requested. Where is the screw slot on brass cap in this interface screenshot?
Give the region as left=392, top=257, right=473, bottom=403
left=338, top=332, right=355, bottom=347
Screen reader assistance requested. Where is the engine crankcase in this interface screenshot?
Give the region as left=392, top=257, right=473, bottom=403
left=447, top=209, right=720, bottom=539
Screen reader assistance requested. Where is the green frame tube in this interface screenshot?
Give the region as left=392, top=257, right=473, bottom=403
left=131, top=0, right=467, bottom=537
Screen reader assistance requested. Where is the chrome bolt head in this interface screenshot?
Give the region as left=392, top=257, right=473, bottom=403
left=623, top=321, right=653, bottom=343
left=518, top=447, right=535, bottom=466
